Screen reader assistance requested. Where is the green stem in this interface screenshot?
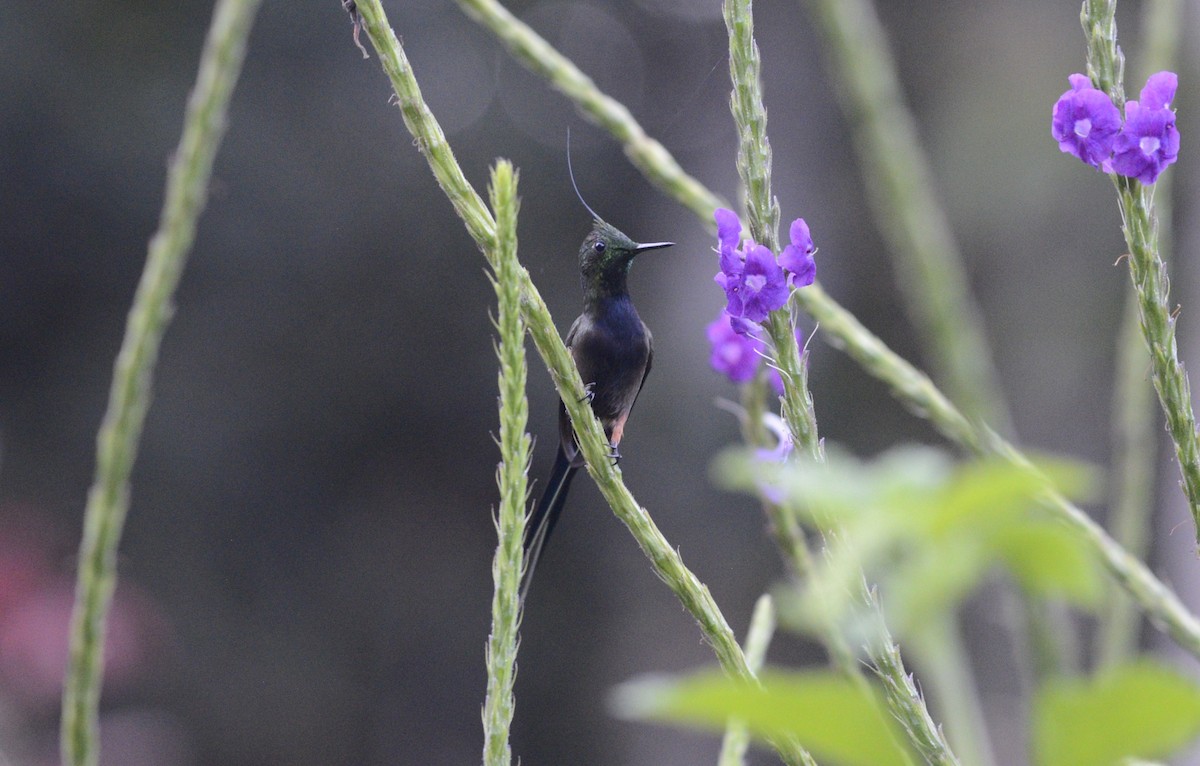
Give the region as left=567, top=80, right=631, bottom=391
left=723, top=0, right=949, bottom=761
left=911, top=618, right=997, bottom=766
left=801, top=0, right=1011, bottom=434
left=1098, top=0, right=1180, bottom=666
left=349, top=7, right=812, bottom=765
left=350, top=2, right=495, bottom=251
left=1023, top=597, right=1078, bottom=680
left=866, top=590, right=960, bottom=766
left=718, top=595, right=777, bottom=766
left=1115, top=176, right=1200, bottom=544
left=1084, top=0, right=1200, bottom=549
left=59, top=1, right=263, bottom=764
left=482, top=161, right=529, bottom=766
left=721, top=0, right=821, bottom=460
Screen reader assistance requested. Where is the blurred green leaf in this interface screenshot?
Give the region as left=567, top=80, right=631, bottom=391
left=715, top=445, right=1100, bottom=641
left=1034, top=661, right=1200, bottom=766
left=885, top=539, right=989, bottom=635
left=925, top=456, right=1095, bottom=537
left=612, top=668, right=910, bottom=766
left=990, top=521, right=1103, bottom=607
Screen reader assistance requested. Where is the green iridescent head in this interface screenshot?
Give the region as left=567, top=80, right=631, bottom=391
left=578, top=219, right=673, bottom=296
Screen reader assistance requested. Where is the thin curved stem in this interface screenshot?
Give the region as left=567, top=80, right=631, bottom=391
left=60, top=0, right=263, bottom=763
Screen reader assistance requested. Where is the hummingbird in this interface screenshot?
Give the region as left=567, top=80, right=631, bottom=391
left=520, top=219, right=673, bottom=602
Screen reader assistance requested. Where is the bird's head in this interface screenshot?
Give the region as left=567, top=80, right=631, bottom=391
left=578, top=220, right=673, bottom=292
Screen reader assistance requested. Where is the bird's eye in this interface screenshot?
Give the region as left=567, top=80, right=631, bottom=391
left=593, top=240, right=606, bottom=254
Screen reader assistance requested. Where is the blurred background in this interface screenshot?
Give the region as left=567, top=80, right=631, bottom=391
left=2, top=0, right=1200, bottom=763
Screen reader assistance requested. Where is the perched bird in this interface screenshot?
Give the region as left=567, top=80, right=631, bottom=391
left=520, top=219, right=673, bottom=602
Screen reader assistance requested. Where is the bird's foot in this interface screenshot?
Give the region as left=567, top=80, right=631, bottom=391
left=607, top=442, right=621, bottom=466
left=579, top=382, right=596, bottom=403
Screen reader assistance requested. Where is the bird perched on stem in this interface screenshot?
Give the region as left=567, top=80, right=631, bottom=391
left=520, top=219, right=672, bottom=602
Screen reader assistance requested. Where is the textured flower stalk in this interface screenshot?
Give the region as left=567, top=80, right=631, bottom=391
left=803, top=0, right=1012, bottom=434
left=722, top=0, right=956, bottom=761
left=347, top=6, right=813, bottom=765
left=718, top=595, right=777, bottom=766
left=1099, top=0, right=1181, bottom=668
left=868, top=599, right=960, bottom=766
left=722, top=0, right=820, bottom=461
left=1115, top=179, right=1200, bottom=545
left=60, top=0, right=263, bottom=764
left=482, top=161, right=529, bottom=766
left=1079, top=0, right=1200, bottom=547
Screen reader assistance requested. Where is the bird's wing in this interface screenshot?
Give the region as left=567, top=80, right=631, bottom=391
left=559, top=314, right=587, bottom=465
left=627, top=326, right=653, bottom=420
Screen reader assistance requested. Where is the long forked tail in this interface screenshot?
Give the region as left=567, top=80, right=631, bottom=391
left=520, top=445, right=579, bottom=603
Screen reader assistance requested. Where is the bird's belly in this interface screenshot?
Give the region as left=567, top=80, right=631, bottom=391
left=573, top=333, right=649, bottom=424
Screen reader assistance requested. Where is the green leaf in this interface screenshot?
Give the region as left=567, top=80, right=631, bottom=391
left=990, top=521, right=1103, bottom=607
left=612, top=668, right=910, bottom=766
left=885, top=539, right=989, bottom=635
left=926, top=457, right=1094, bottom=537
left=1034, top=660, right=1200, bottom=766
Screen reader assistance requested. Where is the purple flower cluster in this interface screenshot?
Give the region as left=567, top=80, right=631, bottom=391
left=1052, top=71, right=1180, bottom=184
left=708, top=208, right=815, bottom=387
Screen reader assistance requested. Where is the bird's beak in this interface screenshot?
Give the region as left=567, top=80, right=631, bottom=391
left=634, top=241, right=674, bottom=253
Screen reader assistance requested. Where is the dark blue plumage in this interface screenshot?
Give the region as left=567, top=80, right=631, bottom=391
left=520, top=220, right=672, bottom=603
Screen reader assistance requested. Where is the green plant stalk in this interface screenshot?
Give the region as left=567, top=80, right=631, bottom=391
left=1098, top=0, right=1180, bottom=667
left=722, top=0, right=865, bottom=688
left=911, top=617, right=998, bottom=766
left=1022, top=595, right=1079, bottom=680
left=1083, top=1, right=1200, bottom=549
left=59, top=1, right=262, bottom=764
left=453, top=0, right=728, bottom=222
left=348, top=6, right=813, bottom=764
left=1115, top=175, right=1200, bottom=541
left=349, top=3, right=495, bottom=252
left=723, top=1, right=953, bottom=762
left=1098, top=197, right=1159, bottom=669
left=482, top=161, right=529, bottom=766
left=721, top=0, right=821, bottom=459
left=723, top=0, right=779, bottom=251
left=867, top=594, right=961, bottom=766
left=718, top=595, right=777, bottom=766
left=801, top=0, right=1011, bottom=434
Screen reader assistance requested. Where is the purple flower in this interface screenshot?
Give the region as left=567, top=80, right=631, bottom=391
left=1140, top=71, right=1177, bottom=111
left=715, top=208, right=742, bottom=255
left=1051, top=73, right=1121, bottom=168
left=756, top=412, right=794, bottom=464
left=778, top=218, right=816, bottom=287
left=712, top=208, right=789, bottom=325
left=707, top=308, right=807, bottom=397
left=736, top=244, right=788, bottom=322
left=707, top=311, right=765, bottom=383
left=1110, top=72, right=1180, bottom=184
left=755, top=412, right=794, bottom=504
